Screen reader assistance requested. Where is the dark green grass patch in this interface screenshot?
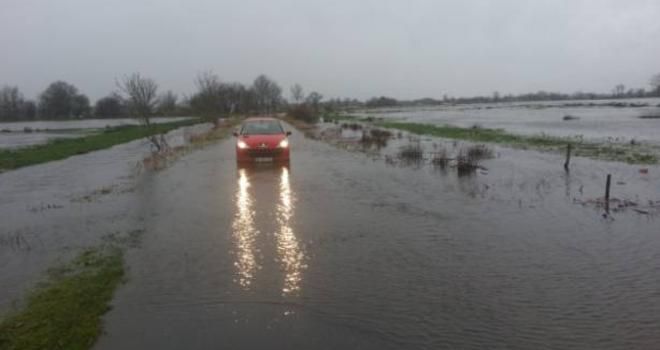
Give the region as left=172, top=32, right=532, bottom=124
left=0, top=119, right=200, bottom=171
left=0, top=247, right=124, bottom=350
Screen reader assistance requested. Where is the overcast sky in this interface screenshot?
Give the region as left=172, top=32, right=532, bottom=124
left=1, top=0, right=659, bottom=101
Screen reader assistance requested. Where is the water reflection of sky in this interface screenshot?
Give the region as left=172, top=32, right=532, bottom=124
left=276, top=167, right=306, bottom=296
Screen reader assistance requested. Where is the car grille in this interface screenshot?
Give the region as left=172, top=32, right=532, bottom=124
left=247, top=148, right=282, bottom=157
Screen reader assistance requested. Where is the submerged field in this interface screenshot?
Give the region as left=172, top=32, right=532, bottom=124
left=376, top=121, right=659, bottom=164
left=357, top=97, right=660, bottom=144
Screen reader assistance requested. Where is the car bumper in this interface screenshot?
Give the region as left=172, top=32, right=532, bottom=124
left=236, top=147, right=290, bottom=162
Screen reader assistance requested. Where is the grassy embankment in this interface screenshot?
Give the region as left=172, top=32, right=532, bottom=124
left=0, top=244, right=125, bottom=350
left=0, top=119, right=201, bottom=171
left=377, top=122, right=658, bottom=164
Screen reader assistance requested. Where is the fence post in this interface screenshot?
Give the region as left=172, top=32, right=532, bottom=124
left=605, top=174, right=611, bottom=214
left=564, top=144, right=572, bottom=172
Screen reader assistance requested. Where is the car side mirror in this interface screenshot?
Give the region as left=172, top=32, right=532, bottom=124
left=232, top=131, right=239, bottom=137
left=286, top=131, right=292, bottom=136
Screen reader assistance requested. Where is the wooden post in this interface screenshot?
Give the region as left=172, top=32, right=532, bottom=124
left=605, top=174, right=611, bottom=214
left=564, top=144, right=572, bottom=172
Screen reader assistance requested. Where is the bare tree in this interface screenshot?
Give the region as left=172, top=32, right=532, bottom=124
left=290, top=84, right=305, bottom=105
left=220, top=82, right=247, bottom=114
left=613, top=84, right=625, bottom=97
left=22, top=100, right=37, bottom=120
left=191, top=71, right=222, bottom=120
left=117, top=73, right=166, bottom=151
left=157, top=90, right=178, bottom=116
left=190, top=71, right=260, bottom=122
left=252, top=74, right=282, bottom=115
left=38, top=81, right=90, bottom=119
left=117, top=73, right=159, bottom=126
left=651, top=73, right=660, bottom=96
left=95, top=94, right=125, bottom=118
left=0, top=86, right=24, bottom=121
left=305, top=91, right=323, bottom=112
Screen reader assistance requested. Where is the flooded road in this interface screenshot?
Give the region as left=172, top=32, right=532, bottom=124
left=2, top=122, right=660, bottom=349
left=93, top=125, right=659, bottom=349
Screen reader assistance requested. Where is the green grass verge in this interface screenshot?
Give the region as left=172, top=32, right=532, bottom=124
left=0, top=119, right=201, bottom=171
left=377, top=121, right=659, bottom=164
left=322, top=113, right=362, bottom=123
left=0, top=246, right=124, bottom=350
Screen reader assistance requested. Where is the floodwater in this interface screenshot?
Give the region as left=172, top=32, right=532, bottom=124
left=0, top=131, right=87, bottom=149
left=0, top=117, right=192, bottom=149
left=2, top=122, right=660, bottom=349
left=363, top=98, right=660, bottom=144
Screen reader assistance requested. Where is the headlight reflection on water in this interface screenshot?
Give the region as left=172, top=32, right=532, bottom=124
left=231, top=168, right=259, bottom=289
left=231, top=166, right=306, bottom=295
left=276, top=167, right=306, bottom=296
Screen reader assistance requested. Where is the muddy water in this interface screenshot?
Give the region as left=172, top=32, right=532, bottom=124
left=85, top=124, right=660, bottom=349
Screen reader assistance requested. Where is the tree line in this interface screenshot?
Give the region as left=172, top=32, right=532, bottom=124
left=0, top=73, right=343, bottom=122
left=2, top=72, right=659, bottom=121
left=366, top=73, right=660, bottom=108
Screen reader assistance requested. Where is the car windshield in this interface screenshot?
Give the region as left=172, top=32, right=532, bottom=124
left=241, top=120, right=283, bottom=135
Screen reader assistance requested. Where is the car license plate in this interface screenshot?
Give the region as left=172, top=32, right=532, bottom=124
left=255, top=157, right=273, bottom=162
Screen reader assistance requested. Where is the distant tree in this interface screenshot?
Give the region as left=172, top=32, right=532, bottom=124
left=190, top=71, right=222, bottom=120
left=287, top=104, right=317, bottom=123
left=305, top=91, right=323, bottom=112
left=190, top=71, right=251, bottom=121
left=651, top=74, right=660, bottom=96
left=0, top=86, right=24, bottom=121
left=252, top=74, right=281, bottom=114
left=117, top=73, right=165, bottom=151
left=492, top=91, right=500, bottom=102
left=94, top=94, right=125, bottom=118
left=613, top=84, right=625, bottom=97
left=72, top=94, right=91, bottom=118
left=38, top=81, right=89, bottom=119
left=366, top=96, right=398, bottom=108
left=157, top=90, right=178, bottom=116
left=220, top=82, right=247, bottom=114
left=290, top=84, right=305, bottom=105
left=22, top=100, right=37, bottom=120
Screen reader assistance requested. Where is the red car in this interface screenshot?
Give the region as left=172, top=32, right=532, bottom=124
left=234, top=118, right=291, bottom=163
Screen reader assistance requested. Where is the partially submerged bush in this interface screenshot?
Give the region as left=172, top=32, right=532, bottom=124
left=360, top=128, right=392, bottom=149
left=341, top=122, right=362, bottom=130
left=456, top=151, right=478, bottom=176
left=431, top=147, right=449, bottom=169
left=398, top=143, right=424, bottom=161
left=370, top=128, right=392, bottom=139
left=455, top=144, right=493, bottom=175
left=465, top=144, right=494, bottom=160
left=288, top=105, right=318, bottom=123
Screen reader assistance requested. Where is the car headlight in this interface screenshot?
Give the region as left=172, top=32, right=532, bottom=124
left=278, top=139, right=289, bottom=148
left=237, top=140, right=249, bottom=149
